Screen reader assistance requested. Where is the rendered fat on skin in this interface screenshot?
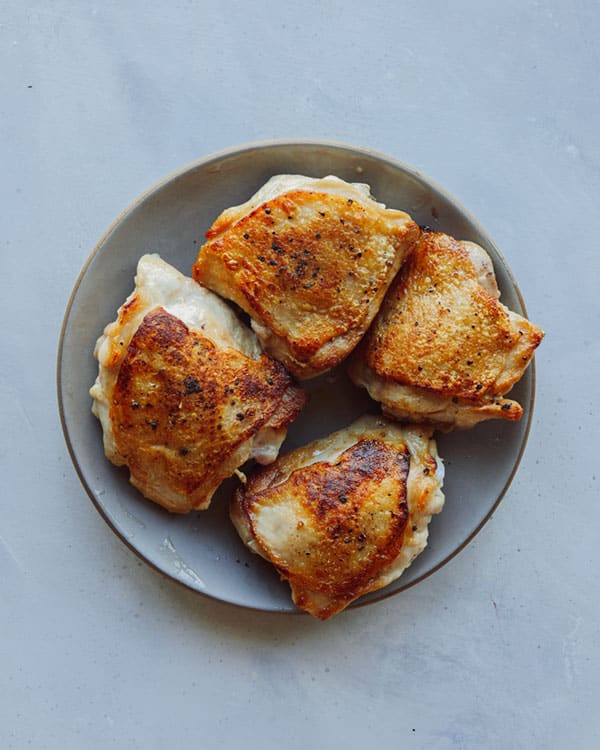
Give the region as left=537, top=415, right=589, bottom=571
left=230, top=415, right=444, bottom=619
left=348, top=231, right=544, bottom=429
left=90, top=254, right=306, bottom=513
left=192, top=175, right=420, bottom=380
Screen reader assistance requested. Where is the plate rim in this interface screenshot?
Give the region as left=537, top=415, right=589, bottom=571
left=56, top=138, right=536, bottom=615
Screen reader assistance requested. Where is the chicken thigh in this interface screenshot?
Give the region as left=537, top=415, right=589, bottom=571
left=90, top=254, right=306, bottom=513
left=192, top=175, right=419, bottom=379
left=230, top=415, right=444, bottom=619
left=349, top=231, right=544, bottom=429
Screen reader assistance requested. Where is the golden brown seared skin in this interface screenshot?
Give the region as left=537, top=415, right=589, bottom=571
left=192, top=175, right=420, bottom=379
left=349, top=232, right=544, bottom=429
left=110, top=308, right=305, bottom=513
left=231, top=416, right=444, bottom=619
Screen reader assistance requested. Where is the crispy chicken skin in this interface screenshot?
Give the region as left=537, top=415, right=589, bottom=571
left=230, top=415, right=444, bottom=619
left=192, top=175, right=420, bottom=380
left=90, top=255, right=306, bottom=513
left=348, top=232, right=544, bottom=429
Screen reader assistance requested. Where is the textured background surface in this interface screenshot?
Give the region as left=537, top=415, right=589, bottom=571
left=1, top=1, right=598, bottom=748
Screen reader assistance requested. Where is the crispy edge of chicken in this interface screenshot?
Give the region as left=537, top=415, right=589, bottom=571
left=230, top=415, right=444, bottom=619
left=192, top=175, right=420, bottom=380
left=348, top=232, right=544, bottom=429
left=90, top=254, right=306, bottom=513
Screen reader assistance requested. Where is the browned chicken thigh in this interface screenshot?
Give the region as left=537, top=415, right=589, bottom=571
left=192, top=175, right=419, bottom=379
left=349, top=231, right=544, bottom=429
left=90, top=255, right=306, bottom=513
left=231, top=415, right=444, bottom=619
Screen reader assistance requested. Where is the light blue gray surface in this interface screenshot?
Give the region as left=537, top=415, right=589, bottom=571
left=1, top=2, right=599, bottom=748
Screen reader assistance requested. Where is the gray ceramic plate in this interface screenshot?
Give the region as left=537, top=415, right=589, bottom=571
left=57, top=140, right=535, bottom=614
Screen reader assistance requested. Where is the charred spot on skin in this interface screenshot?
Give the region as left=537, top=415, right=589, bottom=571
left=179, top=447, right=189, bottom=456
left=501, top=403, right=512, bottom=411
left=183, top=375, right=203, bottom=395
